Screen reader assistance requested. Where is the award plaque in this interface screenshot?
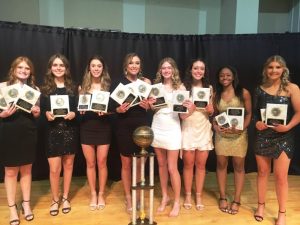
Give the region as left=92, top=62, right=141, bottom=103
left=172, top=90, right=190, bottom=113
left=266, top=103, right=288, bottom=127
left=15, top=84, right=41, bottom=113
left=135, top=79, right=152, bottom=99
left=77, top=94, right=91, bottom=111
left=110, top=83, right=136, bottom=106
left=1, top=83, right=21, bottom=104
left=149, top=83, right=167, bottom=108
left=215, top=112, right=231, bottom=128
left=192, top=87, right=210, bottom=109
left=125, top=82, right=141, bottom=107
left=50, top=95, right=70, bottom=117
left=90, top=90, right=110, bottom=112
left=260, top=108, right=266, bottom=123
left=0, top=92, right=8, bottom=110
left=227, top=107, right=245, bottom=130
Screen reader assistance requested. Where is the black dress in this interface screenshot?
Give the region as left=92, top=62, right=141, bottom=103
left=112, top=77, right=150, bottom=157
left=80, top=93, right=112, bottom=145
left=40, top=87, right=79, bottom=158
left=0, top=110, right=37, bottom=167
left=254, top=87, right=294, bottom=159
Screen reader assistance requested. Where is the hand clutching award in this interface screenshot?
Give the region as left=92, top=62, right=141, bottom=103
left=125, top=82, right=141, bottom=107
left=149, top=83, right=167, bottom=108
left=192, top=87, right=210, bottom=109
left=110, top=83, right=136, bottom=106
left=215, top=112, right=231, bottom=128
left=172, top=90, right=189, bottom=113
left=77, top=94, right=91, bottom=111
left=265, top=103, right=288, bottom=127
left=15, top=84, right=41, bottom=113
left=50, top=95, right=70, bottom=117
left=90, top=90, right=110, bottom=113
left=226, top=107, right=245, bottom=130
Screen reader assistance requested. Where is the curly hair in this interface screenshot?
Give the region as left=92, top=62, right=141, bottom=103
left=153, top=57, right=182, bottom=90
left=183, top=58, right=210, bottom=95
left=262, top=55, right=290, bottom=95
left=123, top=53, right=144, bottom=79
left=41, top=54, right=75, bottom=96
left=6, top=56, right=37, bottom=88
left=215, top=65, right=243, bottom=105
left=80, top=55, right=111, bottom=94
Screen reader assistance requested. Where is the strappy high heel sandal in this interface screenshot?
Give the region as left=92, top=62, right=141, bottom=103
left=21, top=200, right=34, bottom=221
left=228, top=201, right=241, bottom=215
left=254, top=202, right=265, bottom=222
left=61, top=197, right=71, bottom=214
left=97, top=192, right=106, bottom=210
left=89, top=192, right=98, bottom=211
left=8, top=204, right=20, bottom=225
left=183, top=192, right=192, bottom=210
left=275, top=210, right=286, bottom=225
left=49, top=199, right=60, bottom=216
left=219, top=197, right=228, bottom=213
left=195, top=193, right=204, bottom=211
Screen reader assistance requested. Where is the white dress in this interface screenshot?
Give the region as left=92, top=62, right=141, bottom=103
left=151, top=87, right=181, bottom=150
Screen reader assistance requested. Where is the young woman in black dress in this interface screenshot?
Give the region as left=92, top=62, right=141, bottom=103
left=79, top=55, right=111, bottom=210
left=40, top=54, right=79, bottom=216
left=0, top=56, right=40, bottom=225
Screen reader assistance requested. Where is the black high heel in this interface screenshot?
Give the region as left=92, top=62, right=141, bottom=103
left=254, top=202, right=265, bottom=222
left=21, top=200, right=34, bottom=221
left=61, top=197, right=71, bottom=214
left=8, top=204, right=20, bottom=225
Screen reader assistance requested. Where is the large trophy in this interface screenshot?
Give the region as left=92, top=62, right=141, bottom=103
left=130, top=126, right=157, bottom=225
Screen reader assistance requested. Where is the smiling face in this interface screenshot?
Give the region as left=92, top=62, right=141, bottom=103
left=89, top=59, right=103, bottom=79
left=160, top=61, right=173, bottom=80
left=15, top=61, right=31, bottom=82
left=191, top=60, right=205, bottom=81
left=126, top=56, right=141, bottom=76
left=51, top=57, right=66, bottom=78
left=219, top=67, right=234, bottom=87
left=265, top=61, right=285, bottom=82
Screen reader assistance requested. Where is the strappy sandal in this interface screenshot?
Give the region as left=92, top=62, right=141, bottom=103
left=228, top=201, right=241, bottom=215
left=21, top=200, right=34, bottom=221
left=61, top=197, right=71, bottom=214
left=97, top=192, right=106, bottom=210
left=183, top=193, right=192, bottom=210
left=195, top=193, right=204, bottom=211
left=219, top=198, right=228, bottom=213
left=275, top=210, right=286, bottom=225
left=49, top=199, right=60, bottom=216
left=8, top=204, right=20, bottom=225
left=254, top=202, right=265, bottom=222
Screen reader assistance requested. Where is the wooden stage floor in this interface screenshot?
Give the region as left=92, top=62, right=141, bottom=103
left=0, top=172, right=299, bottom=225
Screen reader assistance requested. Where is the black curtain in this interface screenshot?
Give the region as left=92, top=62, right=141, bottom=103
left=1, top=21, right=300, bottom=181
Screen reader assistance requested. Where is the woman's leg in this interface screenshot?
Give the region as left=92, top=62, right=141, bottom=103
left=216, top=155, right=229, bottom=211
left=48, top=156, right=62, bottom=214
left=182, top=150, right=195, bottom=209
left=61, top=154, right=75, bottom=212
left=273, top=152, right=290, bottom=225
left=120, top=154, right=133, bottom=212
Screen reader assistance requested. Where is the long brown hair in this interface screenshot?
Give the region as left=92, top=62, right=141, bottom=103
left=80, top=55, right=111, bottom=94
left=41, top=54, right=75, bottom=96
left=7, top=56, right=37, bottom=88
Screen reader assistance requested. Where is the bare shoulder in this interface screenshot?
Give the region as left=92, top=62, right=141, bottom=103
left=287, top=82, right=300, bottom=94
left=0, top=82, right=7, bottom=88
left=179, top=83, right=186, bottom=91
left=242, top=88, right=251, bottom=97
left=141, top=77, right=151, bottom=84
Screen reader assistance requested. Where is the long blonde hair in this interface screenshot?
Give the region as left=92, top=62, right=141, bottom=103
left=153, top=57, right=182, bottom=90
left=80, top=55, right=111, bottom=94
left=7, top=56, right=37, bottom=88
left=262, top=55, right=290, bottom=95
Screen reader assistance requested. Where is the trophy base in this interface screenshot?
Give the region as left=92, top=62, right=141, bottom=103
left=129, top=218, right=157, bottom=225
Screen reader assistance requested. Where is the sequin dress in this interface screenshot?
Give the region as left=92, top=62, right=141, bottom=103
left=214, top=96, right=248, bottom=157
left=254, top=87, right=294, bottom=159
left=40, top=87, right=79, bottom=158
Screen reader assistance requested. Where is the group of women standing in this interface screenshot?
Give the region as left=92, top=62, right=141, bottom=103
left=0, top=53, right=299, bottom=225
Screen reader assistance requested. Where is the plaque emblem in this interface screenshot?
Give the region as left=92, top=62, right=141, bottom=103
left=96, top=93, right=105, bottom=102
left=151, top=88, right=159, bottom=96
left=176, top=94, right=184, bottom=103
left=55, top=98, right=64, bottom=106
left=230, top=118, right=239, bottom=127
left=8, top=88, right=18, bottom=98
left=116, top=90, right=125, bottom=99
left=217, top=116, right=226, bottom=124
left=271, top=107, right=281, bottom=117
left=197, top=91, right=206, bottom=99
left=0, top=98, right=7, bottom=107
left=25, top=90, right=34, bottom=100
left=138, top=84, right=146, bottom=93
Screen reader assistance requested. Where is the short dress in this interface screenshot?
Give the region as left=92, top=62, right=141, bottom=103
left=40, top=87, right=79, bottom=158
left=80, top=94, right=111, bottom=145
left=214, top=96, right=248, bottom=157
left=112, top=77, right=150, bottom=157
left=254, top=87, right=294, bottom=159
left=151, top=87, right=181, bottom=150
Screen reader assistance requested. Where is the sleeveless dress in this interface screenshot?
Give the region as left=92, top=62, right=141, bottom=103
left=112, top=76, right=150, bottom=157
left=151, top=86, right=181, bottom=150
left=80, top=94, right=112, bottom=145
left=214, top=96, right=248, bottom=157
left=40, top=87, right=79, bottom=158
left=254, top=87, right=294, bottom=159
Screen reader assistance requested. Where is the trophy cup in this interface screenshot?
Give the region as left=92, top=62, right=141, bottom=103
left=130, top=126, right=157, bottom=225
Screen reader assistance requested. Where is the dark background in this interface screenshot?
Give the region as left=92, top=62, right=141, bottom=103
left=0, top=21, right=299, bottom=181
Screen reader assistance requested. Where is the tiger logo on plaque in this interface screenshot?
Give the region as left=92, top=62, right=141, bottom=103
left=90, top=90, right=110, bottom=112
left=1, top=83, right=21, bottom=104
left=215, top=112, right=231, bottom=128
left=149, top=83, right=167, bottom=108
left=77, top=94, right=91, bottom=111
left=50, top=95, right=70, bottom=117
left=172, top=90, right=189, bottom=113
left=110, top=83, right=136, bottom=106
left=192, top=87, right=210, bottom=109
left=265, top=103, right=287, bottom=127
left=15, top=84, right=41, bottom=113
left=226, top=107, right=245, bottom=130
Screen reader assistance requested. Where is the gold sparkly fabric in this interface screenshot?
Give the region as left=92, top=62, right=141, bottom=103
left=214, top=96, right=248, bottom=157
